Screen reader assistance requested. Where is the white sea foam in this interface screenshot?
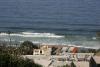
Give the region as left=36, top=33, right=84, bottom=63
left=0, top=33, right=8, bottom=35
left=72, top=45, right=100, bottom=49
left=61, top=44, right=100, bottom=49
left=0, top=32, right=64, bottom=38
left=0, top=32, right=99, bottom=49
left=92, top=37, right=97, bottom=40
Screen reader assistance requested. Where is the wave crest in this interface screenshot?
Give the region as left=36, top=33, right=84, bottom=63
left=0, top=32, right=64, bottom=38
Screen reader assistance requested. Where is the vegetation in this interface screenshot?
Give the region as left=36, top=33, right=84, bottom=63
left=0, top=41, right=42, bottom=67
left=61, top=64, right=70, bottom=67
left=0, top=53, right=42, bottom=67
left=0, top=41, right=39, bottom=55
left=19, top=41, right=39, bottom=55
left=70, top=62, right=76, bottom=67
left=51, top=47, right=58, bottom=55
left=20, top=41, right=38, bottom=49
left=1, top=40, right=99, bottom=67
left=95, top=48, right=100, bottom=56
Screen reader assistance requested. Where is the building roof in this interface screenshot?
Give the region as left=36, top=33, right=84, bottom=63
left=93, top=56, right=100, bottom=64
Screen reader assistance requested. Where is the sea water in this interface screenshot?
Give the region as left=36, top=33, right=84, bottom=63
left=0, top=0, right=100, bottom=48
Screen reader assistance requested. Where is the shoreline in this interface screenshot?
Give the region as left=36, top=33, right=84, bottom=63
left=0, top=40, right=99, bottom=49
left=0, top=31, right=99, bottom=49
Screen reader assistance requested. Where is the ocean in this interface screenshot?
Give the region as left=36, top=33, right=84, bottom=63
left=0, top=0, right=100, bottom=48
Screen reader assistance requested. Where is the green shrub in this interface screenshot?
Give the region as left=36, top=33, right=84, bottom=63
left=62, top=65, right=70, bottom=67
left=0, top=53, right=42, bottom=67
left=19, top=41, right=38, bottom=55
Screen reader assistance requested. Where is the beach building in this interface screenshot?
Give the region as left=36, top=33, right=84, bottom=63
left=33, top=49, right=44, bottom=55
left=33, top=45, right=51, bottom=55
left=22, top=52, right=96, bottom=67
left=33, top=44, right=95, bottom=56
left=66, top=53, right=94, bottom=61
left=25, top=43, right=97, bottom=67
left=33, top=44, right=68, bottom=55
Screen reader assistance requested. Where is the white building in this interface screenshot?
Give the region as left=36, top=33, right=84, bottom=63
left=33, top=45, right=51, bottom=55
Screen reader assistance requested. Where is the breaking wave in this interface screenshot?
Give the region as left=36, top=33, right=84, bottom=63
left=0, top=32, right=99, bottom=49
left=0, top=32, right=64, bottom=38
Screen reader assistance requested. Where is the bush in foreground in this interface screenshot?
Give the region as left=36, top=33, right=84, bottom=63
left=0, top=53, right=42, bottom=67
left=61, top=65, right=70, bottom=67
